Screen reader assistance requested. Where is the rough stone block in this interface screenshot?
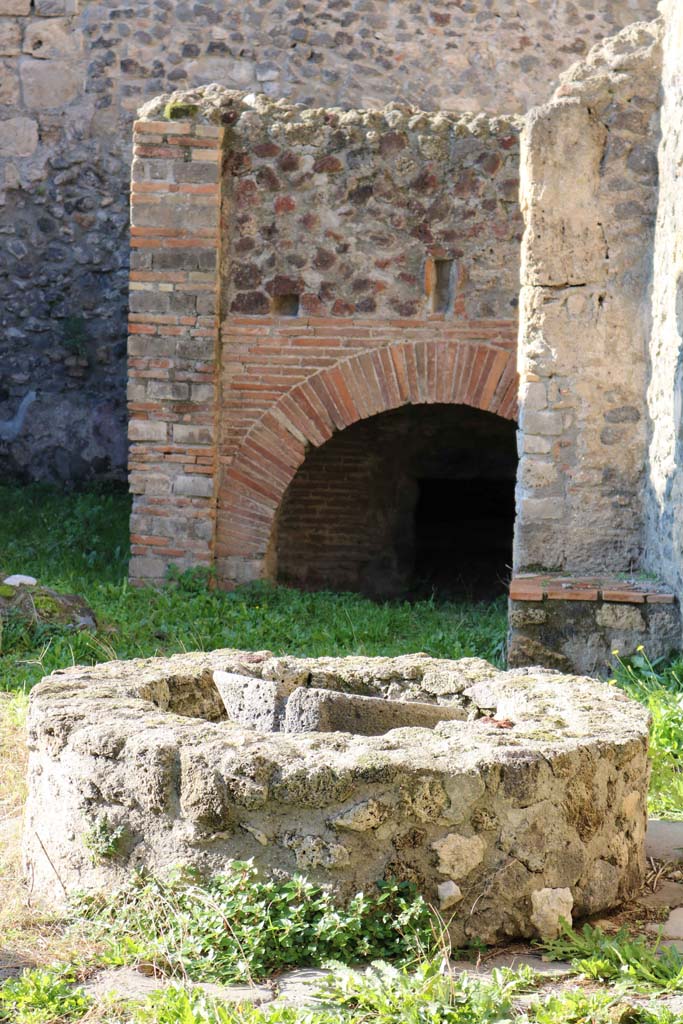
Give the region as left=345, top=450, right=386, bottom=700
left=0, top=19, right=21, bottom=55
left=521, top=409, right=564, bottom=436
left=23, top=17, right=79, bottom=59
left=0, top=0, right=29, bottom=13
left=34, top=0, right=76, bottom=13
left=214, top=671, right=296, bottom=731
left=20, top=56, right=81, bottom=108
left=129, top=419, right=168, bottom=442
left=173, top=474, right=213, bottom=498
left=0, top=114, right=37, bottom=155
left=0, top=59, right=18, bottom=103
left=519, top=497, right=563, bottom=521
left=282, top=688, right=467, bottom=736
left=172, top=424, right=213, bottom=445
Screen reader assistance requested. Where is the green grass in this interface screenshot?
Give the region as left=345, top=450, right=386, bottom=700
left=612, top=650, right=683, bottom=821
left=0, top=484, right=507, bottom=693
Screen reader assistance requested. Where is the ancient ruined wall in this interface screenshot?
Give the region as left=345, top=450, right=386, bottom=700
left=0, top=0, right=659, bottom=482
left=514, top=21, right=663, bottom=576
left=126, top=89, right=521, bottom=584
left=644, top=0, right=683, bottom=596
left=213, top=94, right=521, bottom=587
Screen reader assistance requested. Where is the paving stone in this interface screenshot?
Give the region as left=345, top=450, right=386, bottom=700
left=196, top=981, right=274, bottom=1005
left=660, top=907, right=683, bottom=940
left=271, top=967, right=347, bottom=1008
left=83, top=968, right=168, bottom=1001
left=638, top=879, right=683, bottom=910
left=646, top=820, right=683, bottom=863
left=450, top=952, right=573, bottom=979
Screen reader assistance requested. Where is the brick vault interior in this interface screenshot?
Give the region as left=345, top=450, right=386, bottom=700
left=273, top=403, right=518, bottom=600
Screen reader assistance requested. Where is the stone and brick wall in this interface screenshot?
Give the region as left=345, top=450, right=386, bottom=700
left=0, top=0, right=659, bottom=483
left=509, top=575, right=679, bottom=675
left=127, top=89, right=520, bottom=585
left=210, top=94, right=521, bottom=586
left=507, top=16, right=683, bottom=672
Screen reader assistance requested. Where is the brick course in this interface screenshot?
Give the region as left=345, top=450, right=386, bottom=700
left=128, top=119, right=222, bottom=583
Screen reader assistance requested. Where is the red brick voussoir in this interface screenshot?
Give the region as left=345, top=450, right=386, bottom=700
left=215, top=336, right=518, bottom=576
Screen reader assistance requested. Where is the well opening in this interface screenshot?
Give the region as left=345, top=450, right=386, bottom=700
left=274, top=403, right=517, bottom=600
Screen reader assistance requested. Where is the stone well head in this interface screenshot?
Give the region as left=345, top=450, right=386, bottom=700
left=24, top=650, right=649, bottom=944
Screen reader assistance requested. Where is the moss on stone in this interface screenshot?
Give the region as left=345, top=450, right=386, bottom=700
left=0, top=584, right=15, bottom=599
left=163, top=101, right=199, bottom=121
left=33, top=593, right=62, bottom=618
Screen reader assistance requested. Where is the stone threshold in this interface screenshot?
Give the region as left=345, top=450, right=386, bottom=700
left=510, top=574, right=676, bottom=604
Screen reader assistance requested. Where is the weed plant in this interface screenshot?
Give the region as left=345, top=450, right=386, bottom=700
left=0, top=484, right=507, bottom=693
left=0, top=966, right=90, bottom=1024
left=75, top=865, right=436, bottom=984
left=541, top=920, right=683, bottom=993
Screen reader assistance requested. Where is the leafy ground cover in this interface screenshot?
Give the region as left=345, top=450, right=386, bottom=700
left=0, top=484, right=507, bottom=694
left=3, top=942, right=683, bottom=1024
left=75, top=867, right=436, bottom=984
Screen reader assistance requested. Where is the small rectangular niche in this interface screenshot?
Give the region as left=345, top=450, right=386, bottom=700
left=432, top=258, right=454, bottom=313
left=272, top=294, right=300, bottom=316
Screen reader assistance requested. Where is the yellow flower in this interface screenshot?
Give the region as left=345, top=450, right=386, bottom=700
left=612, top=649, right=620, bottom=656
left=636, top=645, right=644, bottom=652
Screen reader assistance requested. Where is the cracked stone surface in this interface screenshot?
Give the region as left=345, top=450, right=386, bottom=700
left=24, top=649, right=650, bottom=945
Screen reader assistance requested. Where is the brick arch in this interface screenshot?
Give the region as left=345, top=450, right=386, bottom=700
left=215, top=339, right=518, bottom=581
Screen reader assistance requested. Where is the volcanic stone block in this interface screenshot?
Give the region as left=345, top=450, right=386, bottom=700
left=282, top=687, right=468, bottom=735
left=214, top=670, right=295, bottom=731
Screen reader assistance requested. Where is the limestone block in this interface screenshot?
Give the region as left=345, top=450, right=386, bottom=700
left=0, top=59, right=18, bottom=103
left=432, top=833, right=485, bottom=880
left=331, top=800, right=388, bottom=832
left=128, top=419, right=167, bottom=443
left=596, top=604, right=646, bottom=631
left=519, top=497, right=563, bottom=521
left=214, top=671, right=295, bottom=732
left=523, top=436, right=552, bottom=455
left=0, top=20, right=21, bottom=56
left=282, top=688, right=466, bottom=736
left=437, top=881, right=463, bottom=910
left=521, top=100, right=608, bottom=287
left=34, top=0, right=76, bottom=13
left=173, top=474, right=213, bottom=498
left=519, top=458, right=559, bottom=488
left=0, top=1, right=29, bottom=13
left=284, top=834, right=350, bottom=871
left=520, top=409, right=564, bottom=436
left=520, top=381, right=547, bottom=411
left=20, top=56, right=82, bottom=108
left=530, top=887, right=573, bottom=939
left=23, top=17, right=80, bottom=59
left=0, top=115, right=37, bottom=155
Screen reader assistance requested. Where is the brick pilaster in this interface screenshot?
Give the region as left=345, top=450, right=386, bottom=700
left=127, top=118, right=222, bottom=584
